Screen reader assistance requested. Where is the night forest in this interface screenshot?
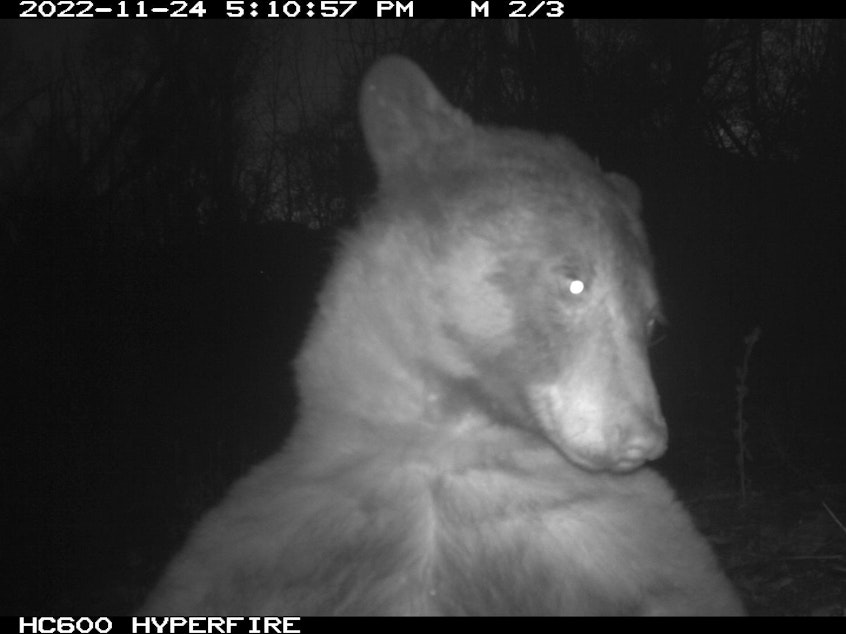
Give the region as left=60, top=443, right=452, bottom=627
left=3, top=20, right=844, bottom=615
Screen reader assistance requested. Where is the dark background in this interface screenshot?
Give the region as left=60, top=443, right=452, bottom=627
left=2, top=20, right=844, bottom=615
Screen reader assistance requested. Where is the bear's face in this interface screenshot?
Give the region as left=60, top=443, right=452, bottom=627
left=360, top=57, right=667, bottom=473
left=425, top=159, right=667, bottom=472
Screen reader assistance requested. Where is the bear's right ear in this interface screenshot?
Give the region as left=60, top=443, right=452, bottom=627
left=359, top=56, right=470, bottom=176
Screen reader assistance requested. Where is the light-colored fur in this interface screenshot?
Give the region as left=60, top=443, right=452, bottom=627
left=140, top=57, right=743, bottom=616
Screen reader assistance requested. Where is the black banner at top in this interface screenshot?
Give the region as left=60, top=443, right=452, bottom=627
left=14, top=0, right=576, bottom=19
left=11, top=0, right=798, bottom=19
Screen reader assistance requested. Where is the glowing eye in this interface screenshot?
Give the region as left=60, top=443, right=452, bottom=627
left=554, top=265, right=588, bottom=300
left=567, top=279, right=585, bottom=295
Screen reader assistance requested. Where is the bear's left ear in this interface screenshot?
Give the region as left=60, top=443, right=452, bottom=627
left=606, top=172, right=650, bottom=250
left=606, top=173, right=642, bottom=214
left=359, top=56, right=470, bottom=176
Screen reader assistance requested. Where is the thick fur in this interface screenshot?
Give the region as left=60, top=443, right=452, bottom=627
left=140, top=57, right=743, bottom=616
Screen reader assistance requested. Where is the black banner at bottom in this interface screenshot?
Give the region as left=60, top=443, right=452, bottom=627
left=13, top=618, right=303, bottom=634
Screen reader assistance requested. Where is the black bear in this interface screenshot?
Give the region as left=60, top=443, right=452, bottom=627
left=140, top=57, right=743, bottom=616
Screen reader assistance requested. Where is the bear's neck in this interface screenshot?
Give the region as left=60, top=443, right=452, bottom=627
left=296, top=230, right=450, bottom=420
left=289, top=224, right=538, bottom=470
